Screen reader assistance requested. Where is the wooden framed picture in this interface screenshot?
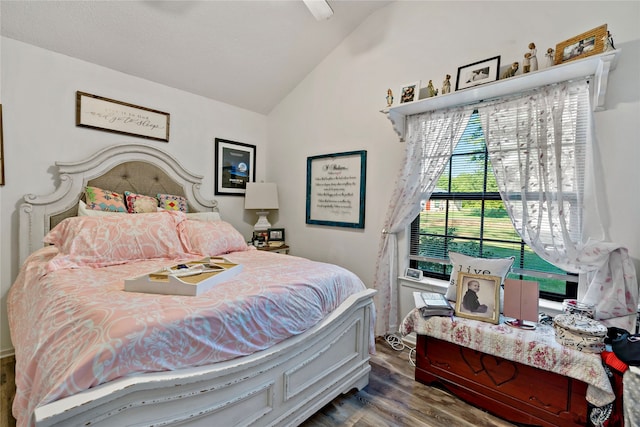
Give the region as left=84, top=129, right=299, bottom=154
left=267, top=228, right=285, bottom=242
left=76, top=91, right=170, bottom=141
left=306, top=150, right=366, bottom=229
left=554, top=24, right=608, bottom=65
left=398, top=81, right=421, bottom=104
left=455, top=273, right=501, bottom=324
left=455, top=56, right=500, bottom=91
left=214, top=138, right=256, bottom=196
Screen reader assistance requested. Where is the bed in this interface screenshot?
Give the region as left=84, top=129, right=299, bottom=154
left=9, top=143, right=376, bottom=427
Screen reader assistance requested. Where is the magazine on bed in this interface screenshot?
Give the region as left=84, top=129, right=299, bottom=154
left=413, top=291, right=454, bottom=318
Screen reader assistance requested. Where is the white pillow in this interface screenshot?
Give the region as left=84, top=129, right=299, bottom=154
left=78, top=200, right=124, bottom=217
left=445, top=252, right=514, bottom=306
left=185, top=211, right=222, bottom=222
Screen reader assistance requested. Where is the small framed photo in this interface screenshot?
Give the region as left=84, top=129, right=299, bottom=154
left=455, top=56, right=500, bottom=91
left=398, top=81, right=421, bottom=104
left=252, top=231, right=268, bottom=247
left=455, top=273, right=501, bottom=324
left=267, top=228, right=285, bottom=242
left=405, top=268, right=423, bottom=280
left=554, top=24, right=608, bottom=65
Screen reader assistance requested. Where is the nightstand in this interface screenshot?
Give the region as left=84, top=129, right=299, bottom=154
left=256, top=244, right=290, bottom=255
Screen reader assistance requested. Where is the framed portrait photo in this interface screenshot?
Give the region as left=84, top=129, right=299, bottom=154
left=455, top=56, right=500, bottom=91
left=214, top=138, right=256, bottom=196
left=454, top=273, right=501, bottom=324
left=554, top=24, right=608, bottom=65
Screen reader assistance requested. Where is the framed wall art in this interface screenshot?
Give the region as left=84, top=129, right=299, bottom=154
left=455, top=273, right=501, bottom=324
left=0, top=104, right=4, bottom=186
left=554, top=24, right=608, bottom=65
left=306, top=150, right=366, bottom=229
left=455, top=56, right=501, bottom=91
left=76, top=91, right=170, bottom=141
left=214, top=138, right=256, bottom=196
left=398, top=81, right=421, bottom=104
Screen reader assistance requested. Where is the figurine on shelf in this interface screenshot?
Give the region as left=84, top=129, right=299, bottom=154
left=603, top=30, right=615, bottom=51
left=441, top=74, right=451, bottom=94
left=501, top=62, right=519, bottom=79
left=427, top=80, right=438, bottom=97
left=545, top=48, right=555, bottom=68
left=523, top=53, right=531, bottom=73
left=386, top=88, right=394, bottom=107
left=528, top=42, right=538, bottom=71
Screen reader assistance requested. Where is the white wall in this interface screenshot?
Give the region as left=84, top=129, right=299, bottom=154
left=268, top=2, right=640, bottom=320
left=2, top=1, right=639, bottom=354
left=0, top=38, right=268, bottom=354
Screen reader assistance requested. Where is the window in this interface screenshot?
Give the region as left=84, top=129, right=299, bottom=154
left=409, top=112, right=577, bottom=301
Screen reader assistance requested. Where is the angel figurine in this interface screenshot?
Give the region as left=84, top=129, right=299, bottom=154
left=441, top=74, right=451, bottom=94
left=427, top=80, right=438, bottom=97
left=528, top=42, right=538, bottom=71
left=545, top=48, right=555, bottom=68
left=386, top=88, right=393, bottom=107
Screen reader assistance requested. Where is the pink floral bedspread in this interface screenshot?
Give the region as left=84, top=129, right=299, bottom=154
left=401, top=309, right=614, bottom=407
left=8, top=247, right=367, bottom=426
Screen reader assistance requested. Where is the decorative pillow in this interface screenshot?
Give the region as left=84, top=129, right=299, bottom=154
left=125, top=191, right=159, bottom=214
left=445, top=252, right=514, bottom=305
left=44, top=211, right=190, bottom=270
left=185, top=211, right=222, bottom=222
left=182, top=220, right=249, bottom=256
left=78, top=200, right=124, bottom=217
left=157, top=193, right=188, bottom=212
left=84, top=186, right=127, bottom=212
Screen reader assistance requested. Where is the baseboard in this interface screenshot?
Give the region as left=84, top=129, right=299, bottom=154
left=0, top=349, right=15, bottom=359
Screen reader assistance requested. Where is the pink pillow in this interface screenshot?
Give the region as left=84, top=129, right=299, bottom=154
left=44, top=211, right=191, bottom=270
left=182, top=220, right=249, bottom=256
left=125, top=191, right=159, bottom=213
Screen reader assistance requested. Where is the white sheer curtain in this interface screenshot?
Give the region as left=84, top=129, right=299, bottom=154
left=478, top=80, right=637, bottom=330
left=373, top=107, right=471, bottom=336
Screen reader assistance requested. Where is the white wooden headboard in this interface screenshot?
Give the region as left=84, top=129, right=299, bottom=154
left=19, top=143, right=217, bottom=265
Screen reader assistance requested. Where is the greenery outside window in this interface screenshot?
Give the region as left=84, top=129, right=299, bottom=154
left=409, top=113, right=577, bottom=301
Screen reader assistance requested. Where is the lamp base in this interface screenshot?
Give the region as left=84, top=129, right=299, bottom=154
left=253, top=211, right=272, bottom=231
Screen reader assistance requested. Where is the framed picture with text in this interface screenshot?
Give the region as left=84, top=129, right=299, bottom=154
left=306, top=150, right=366, bottom=229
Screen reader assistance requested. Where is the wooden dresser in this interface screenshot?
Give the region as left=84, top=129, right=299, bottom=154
left=415, top=335, right=589, bottom=427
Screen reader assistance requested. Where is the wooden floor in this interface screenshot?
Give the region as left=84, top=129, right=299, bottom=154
left=1, top=337, right=515, bottom=427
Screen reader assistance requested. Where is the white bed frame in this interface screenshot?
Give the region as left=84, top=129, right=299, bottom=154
left=18, top=143, right=375, bottom=427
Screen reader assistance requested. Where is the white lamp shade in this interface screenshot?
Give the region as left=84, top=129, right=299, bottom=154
left=244, top=182, right=279, bottom=210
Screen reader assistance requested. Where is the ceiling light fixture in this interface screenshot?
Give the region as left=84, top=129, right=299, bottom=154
left=303, top=0, right=334, bottom=21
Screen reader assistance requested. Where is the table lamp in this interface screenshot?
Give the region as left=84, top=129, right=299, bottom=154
left=244, top=182, right=279, bottom=231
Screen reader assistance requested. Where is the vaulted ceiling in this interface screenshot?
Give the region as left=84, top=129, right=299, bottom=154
left=1, top=1, right=392, bottom=114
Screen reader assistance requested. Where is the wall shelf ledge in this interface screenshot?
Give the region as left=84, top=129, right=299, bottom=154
left=382, top=50, right=620, bottom=141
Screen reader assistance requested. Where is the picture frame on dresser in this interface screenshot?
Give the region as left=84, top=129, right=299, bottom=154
left=455, top=56, right=500, bottom=91
left=455, top=273, right=500, bottom=324
left=267, top=228, right=285, bottom=242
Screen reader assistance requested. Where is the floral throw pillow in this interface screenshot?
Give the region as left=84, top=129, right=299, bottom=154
left=84, top=186, right=127, bottom=212
left=182, top=220, right=249, bottom=256
left=125, top=191, right=159, bottom=214
left=157, top=193, right=188, bottom=212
